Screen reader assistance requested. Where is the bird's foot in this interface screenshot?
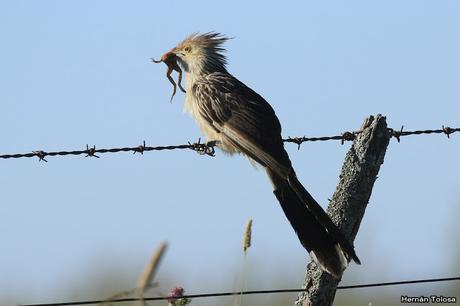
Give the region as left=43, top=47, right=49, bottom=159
left=188, top=138, right=218, bottom=157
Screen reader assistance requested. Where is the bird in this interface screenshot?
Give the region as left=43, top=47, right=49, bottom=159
left=158, top=32, right=360, bottom=278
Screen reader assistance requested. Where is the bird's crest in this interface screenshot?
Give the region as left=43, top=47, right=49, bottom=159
left=178, top=32, right=231, bottom=72
left=178, top=32, right=230, bottom=53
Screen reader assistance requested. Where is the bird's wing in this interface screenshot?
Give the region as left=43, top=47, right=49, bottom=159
left=193, top=73, right=291, bottom=177
left=193, top=73, right=361, bottom=266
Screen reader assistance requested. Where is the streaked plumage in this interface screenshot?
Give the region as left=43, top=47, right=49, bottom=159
left=161, top=32, right=360, bottom=277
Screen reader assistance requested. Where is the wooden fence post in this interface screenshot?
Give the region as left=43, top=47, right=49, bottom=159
left=295, top=114, right=391, bottom=306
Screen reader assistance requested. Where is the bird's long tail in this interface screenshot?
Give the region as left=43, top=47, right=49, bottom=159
left=266, top=168, right=360, bottom=278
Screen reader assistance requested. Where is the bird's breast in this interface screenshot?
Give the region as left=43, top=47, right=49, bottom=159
left=184, top=92, right=239, bottom=154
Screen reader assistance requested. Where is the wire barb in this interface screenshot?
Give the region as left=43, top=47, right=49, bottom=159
left=33, top=151, right=48, bottom=162
left=134, top=141, right=147, bottom=155
left=389, top=126, right=404, bottom=143
left=84, top=145, right=100, bottom=158
left=287, top=136, right=303, bottom=150
left=442, top=125, right=453, bottom=138
left=341, top=131, right=355, bottom=145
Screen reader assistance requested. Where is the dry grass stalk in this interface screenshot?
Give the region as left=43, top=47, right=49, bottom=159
left=137, top=242, right=168, bottom=292
left=243, top=219, right=253, bottom=254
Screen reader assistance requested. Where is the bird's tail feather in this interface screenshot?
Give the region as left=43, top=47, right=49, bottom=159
left=267, top=168, right=360, bottom=278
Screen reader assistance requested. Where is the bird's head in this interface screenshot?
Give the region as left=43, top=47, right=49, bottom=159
left=160, top=32, right=230, bottom=74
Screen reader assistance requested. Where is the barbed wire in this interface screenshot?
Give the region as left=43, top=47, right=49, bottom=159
left=1, top=125, right=458, bottom=162
left=18, top=276, right=460, bottom=306
left=0, top=139, right=216, bottom=162
left=284, top=125, right=459, bottom=148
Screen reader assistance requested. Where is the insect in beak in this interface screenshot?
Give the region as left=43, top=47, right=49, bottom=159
left=152, top=50, right=186, bottom=102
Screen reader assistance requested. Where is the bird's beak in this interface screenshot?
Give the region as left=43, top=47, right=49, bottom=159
left=160, top=49, right=175, bottom=61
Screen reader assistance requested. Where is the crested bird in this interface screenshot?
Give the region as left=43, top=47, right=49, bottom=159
left=158, top=32, right=360, bottom=278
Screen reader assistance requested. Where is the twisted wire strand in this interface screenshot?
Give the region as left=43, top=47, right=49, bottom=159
left=1, top=126, right=458, bottom=161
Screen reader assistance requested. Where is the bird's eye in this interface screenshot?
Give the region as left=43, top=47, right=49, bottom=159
left=184, top=46, right=191, bottom=53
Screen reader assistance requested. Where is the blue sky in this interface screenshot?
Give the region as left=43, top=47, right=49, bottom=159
left=1, top=1, right=459, bottom=305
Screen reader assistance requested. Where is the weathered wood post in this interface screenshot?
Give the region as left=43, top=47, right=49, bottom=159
left=295, top=115, right=391, bottom=306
